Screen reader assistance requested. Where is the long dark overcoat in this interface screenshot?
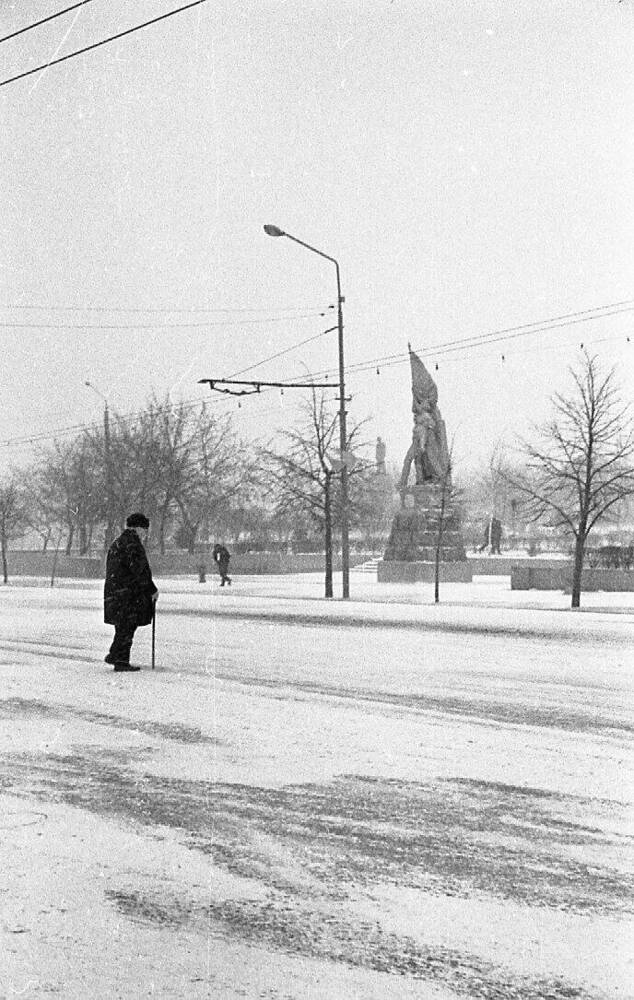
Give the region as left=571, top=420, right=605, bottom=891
left=104, top=528, right=157, bottom=627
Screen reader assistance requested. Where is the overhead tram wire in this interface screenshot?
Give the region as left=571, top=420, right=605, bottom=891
left=4, top=313, right=631, bottom=446
left=3, top=303, right=631, bottom=449
left=0, top=1, right=96, bottom=45
left=2, top=328, right=627, bottom=451
left=6, top=326, right=626, bottom=451
left=307, top=302, right=634, bottom=382
left=226, top=326, right=339, bottom=379
left=1, top=321, right=344, bottom=448
left=0, top=312, right=330, bottom=330
left=0, top=303, right=334, bottom=316
left=343, top=300, right=634, bottom=377
left=0, top=0, right=209, bottom=88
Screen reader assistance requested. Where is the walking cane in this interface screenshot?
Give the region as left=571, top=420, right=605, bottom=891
left=151, top=605, right=156, bottom=670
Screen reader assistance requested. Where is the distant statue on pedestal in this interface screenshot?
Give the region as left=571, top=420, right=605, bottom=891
left=379, top=343, right=470, bottom=582
left=375, top=436, right=387, bottom=475
left=399, top=346, right=450, bottom=491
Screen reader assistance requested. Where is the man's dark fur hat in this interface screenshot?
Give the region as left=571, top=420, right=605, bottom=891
left=126, top=512, right=150, bottom=529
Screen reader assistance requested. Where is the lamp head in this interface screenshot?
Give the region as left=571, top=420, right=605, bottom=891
left=263, top=224, right=285, bottom=238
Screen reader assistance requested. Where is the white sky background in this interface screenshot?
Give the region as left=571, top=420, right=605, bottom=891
left=1, top=0, right=632, bottom=477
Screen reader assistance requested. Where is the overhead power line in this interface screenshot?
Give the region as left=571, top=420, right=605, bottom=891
left=0, top=311, right=330, bottom=330
left=307, top=302, right=634, bottom=382
left=0, top=1, right=96, bottom=45
left=0, top=0, right=209, bottom=88
left=0, top=302, right=334, bottom=315
left=350, top=301, right=634, bottom=373
left=2, top=303, right=630, bottom=449
left=227, top=326, right=338, bottom=379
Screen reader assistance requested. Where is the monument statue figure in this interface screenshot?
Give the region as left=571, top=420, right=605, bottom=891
left=399, top=345, right=450, bottom=490
left=379, top=342, right=470, bottom=581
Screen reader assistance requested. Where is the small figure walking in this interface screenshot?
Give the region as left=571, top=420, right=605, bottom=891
left=103, top=512, right=158, bottom=671
left=212, top=542, right=232, bottom=586
left=477, top=516, right=503, bottom=555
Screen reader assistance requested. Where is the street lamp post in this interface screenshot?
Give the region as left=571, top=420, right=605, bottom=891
left=264, top=224, right=350, bottom=599
left=85, top=381, right=114, bottom=554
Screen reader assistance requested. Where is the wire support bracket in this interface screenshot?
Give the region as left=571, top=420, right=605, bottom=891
left=198, top=377, right=334, bottom=396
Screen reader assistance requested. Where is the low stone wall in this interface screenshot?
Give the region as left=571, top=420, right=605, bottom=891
left=3, top=551, right=101, bottom=579
left=378, top=560, right=472, bottom=583
left=468, top=556, right=570, bottom=576
left=150, top=552, right=348, bottom=577
left=511, top=565, right=634, bottom=592
left=6, top=550, right=380, bottom=579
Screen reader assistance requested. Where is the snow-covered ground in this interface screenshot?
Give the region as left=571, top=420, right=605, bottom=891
left=1, top=574, right=632, bottom=999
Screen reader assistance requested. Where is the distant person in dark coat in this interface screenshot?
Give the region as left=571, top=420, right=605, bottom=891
left=477, top=516, right=503, bottom=555
left=212, top=543, right=232, bottom=586
left=104, top=512, right=158, bottom=671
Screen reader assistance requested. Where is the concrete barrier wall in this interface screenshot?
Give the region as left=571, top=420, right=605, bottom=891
left=467, top=556, right=571, bottom=576
left=151, top=552, right=376, bottom=576
left=7, top=550, right=376, bottom=578
left=4, top=551, right=102, bottom=579
left=511, top=565, right=634, bottom=591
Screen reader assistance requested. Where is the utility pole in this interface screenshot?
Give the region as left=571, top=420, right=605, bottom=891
left=334, top=263, right=350, bottom=599
left=263, top=224, right=351, bottom=598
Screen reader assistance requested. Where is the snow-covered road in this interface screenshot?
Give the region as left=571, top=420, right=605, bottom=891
left=1, top=576, right=632, bottom=998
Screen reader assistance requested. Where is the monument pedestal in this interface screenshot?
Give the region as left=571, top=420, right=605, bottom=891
left=378, top=484, right=472, bottom=583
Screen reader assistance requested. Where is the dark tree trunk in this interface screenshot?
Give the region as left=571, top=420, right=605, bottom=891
left=1, top=535, right=8, bottom=583
left=187, top=522, right=199, bottom=556
left=159, top=501, right=170, bottom=555
left=571, top=531, right=586, bottom=609
left=65, top=523, right=74, bottom=556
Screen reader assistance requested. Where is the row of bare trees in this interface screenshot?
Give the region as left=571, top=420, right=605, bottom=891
left=0, top=397, right=256, bottom=569
left=0, top=391, right=393, bottom=592
left=1, top=352, right=632, bottom=605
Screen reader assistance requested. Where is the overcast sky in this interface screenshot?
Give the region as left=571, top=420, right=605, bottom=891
left=1, top=0, right=632, bottom=476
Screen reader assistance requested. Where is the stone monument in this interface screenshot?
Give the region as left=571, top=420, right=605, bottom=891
left=378, top=346, right=472, bottom=582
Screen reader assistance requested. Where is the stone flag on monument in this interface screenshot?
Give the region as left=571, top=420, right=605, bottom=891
left=399, top=346, right=450, bottom=490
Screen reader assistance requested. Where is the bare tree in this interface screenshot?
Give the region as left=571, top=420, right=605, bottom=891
left=21, top=469, right=56, bottom=551
left=24, top=396, right=253, bottom=558
left=260, top=390, right=370, bottom=598
left=0, top=475, right=28, bottom=582
left=168, top=402, right=254, bottom=555
left=108, top=402, right=168, bottom=542
left=33, top=437, right=103, bottom=555
left=502, top=352, right=634, bottom=607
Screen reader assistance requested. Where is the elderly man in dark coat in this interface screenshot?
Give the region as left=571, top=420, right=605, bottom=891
left=104, top=512, right=158, bottom=671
